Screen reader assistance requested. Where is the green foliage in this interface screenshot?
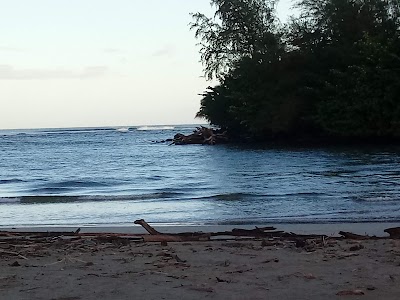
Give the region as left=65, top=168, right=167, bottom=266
left=293, top=0, right=400, bottom=137
left=316, top=33, right=400, bottom=137
left=192, top=0, right=400, bottom=141
left=190, top=0, right=280, bottom=80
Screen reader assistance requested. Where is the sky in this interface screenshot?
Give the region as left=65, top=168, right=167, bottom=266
left=0, top=0, right=295, bottom=129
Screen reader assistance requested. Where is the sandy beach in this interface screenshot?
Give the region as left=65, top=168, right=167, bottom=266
left=1, top=223, right=400, bottom=300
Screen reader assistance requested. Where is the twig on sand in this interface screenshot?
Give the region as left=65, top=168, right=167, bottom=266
left=45, top=255, right=87, bottom=267
left=0, top=249, right=28, bottom=260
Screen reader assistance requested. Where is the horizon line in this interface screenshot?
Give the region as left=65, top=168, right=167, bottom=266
left=0, top=122, right=210, bottom=131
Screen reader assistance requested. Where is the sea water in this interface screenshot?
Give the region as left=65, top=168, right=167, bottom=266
left=1, top=125, right=400, bottom=227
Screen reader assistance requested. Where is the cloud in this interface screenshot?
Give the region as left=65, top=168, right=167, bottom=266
left=152, top=45, right=176, bottom=58
left=103, top=48, right=122, bottom=53
left=119, top=57, right=128, bottom=64
left=0, top=65, right=109, bottom=80
left=79, top=66, right=109, bottom=78
left=0, top=46, right=25, bottom=52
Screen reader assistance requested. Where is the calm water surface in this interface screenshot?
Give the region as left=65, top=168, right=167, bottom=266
left=1, top=125, right=400, bottom=227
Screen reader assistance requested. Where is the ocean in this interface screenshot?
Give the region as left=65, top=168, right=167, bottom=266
left=1, top=125, right=400, bottom=227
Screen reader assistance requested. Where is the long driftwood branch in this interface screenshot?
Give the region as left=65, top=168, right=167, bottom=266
left=132, top=220, right=327, bottom=241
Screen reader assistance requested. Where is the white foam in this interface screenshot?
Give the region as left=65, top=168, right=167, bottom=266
left=137, top=126, right=175, bottom=131
left=116, top=127, right=130, bottom=133
left=0, top=197, right=21, bottom=204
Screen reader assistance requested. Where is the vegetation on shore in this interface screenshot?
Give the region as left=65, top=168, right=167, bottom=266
left=191, top=0, right=400, bottom=143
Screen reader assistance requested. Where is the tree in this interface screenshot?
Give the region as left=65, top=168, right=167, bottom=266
left=190, top=0, right=280, bottom=80
left=192, top=0, right=400, bottom=141
left=290, top=0, right=400, bottom=137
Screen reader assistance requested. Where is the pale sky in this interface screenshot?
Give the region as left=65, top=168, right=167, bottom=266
left=0, top=0, right=294, bottom=130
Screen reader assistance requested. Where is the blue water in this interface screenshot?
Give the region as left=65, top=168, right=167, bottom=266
left=1, top=125, right=400, bottom=227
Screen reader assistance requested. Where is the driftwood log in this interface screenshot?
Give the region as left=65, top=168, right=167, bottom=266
left=339, top=231, right=372, bottom=240
left=171, top=126, right=228, bottom=145
left=134, top=219, right=211, bottom=242
left=133, top=220, right=327, bottom=241
left=384, top=227, right=400, bottom=239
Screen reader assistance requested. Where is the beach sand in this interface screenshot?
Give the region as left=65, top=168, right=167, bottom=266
left=1, top=224, right=400, bottom=300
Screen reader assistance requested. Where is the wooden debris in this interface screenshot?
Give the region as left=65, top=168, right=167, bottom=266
left=134, top=219, right=211, bottom=241
left=349, top=244, right=364, bottom=251
left=134, top=219, right=161, bottom=235
left=0, top=231, right=77, bottom=237
left=211, top=227, right=326, bottom=241
left=303, top=273, right=316, bottom=280
left=0, top=219, right=397, bottom=261
left=142, top=235, right=185, bottom=242
left=337, top=253, right=360, bottom=259
left=336, top=289, right=365, bottom=296
left=216, top=276, right=230, bottom=283
left=339, top=231, right=370, bottom=240
left=0, top=249, right=28, bottom=260
left=230, top=226, right=276, bottom=236
left=188, top=285, right=214, bottom=293
left=384, top=227, right=400, bottom=239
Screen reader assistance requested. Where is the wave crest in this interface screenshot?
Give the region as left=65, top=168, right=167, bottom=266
left=137, top=126, right=174, bottom=131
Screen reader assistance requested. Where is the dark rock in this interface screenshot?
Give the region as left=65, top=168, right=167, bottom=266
left=10, top=261, right=21, bottom=267
left=349, top=244, right=364, bottom=251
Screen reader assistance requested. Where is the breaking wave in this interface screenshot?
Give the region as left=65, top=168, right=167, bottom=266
left=137, top=126, right=175, bottom=131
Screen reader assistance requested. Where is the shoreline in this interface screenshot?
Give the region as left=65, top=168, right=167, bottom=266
left=2, top=221, right=399, bottom=237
